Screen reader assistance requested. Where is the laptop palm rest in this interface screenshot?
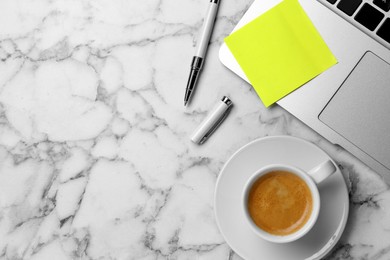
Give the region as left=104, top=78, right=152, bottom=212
left=319, top=51, right=390, bottom=170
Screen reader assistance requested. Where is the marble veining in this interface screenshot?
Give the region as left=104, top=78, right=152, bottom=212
left=0, top=0, right=389, bottom=259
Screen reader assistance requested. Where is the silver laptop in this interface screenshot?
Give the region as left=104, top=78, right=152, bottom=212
left=219, top=0, right=390, bottom=183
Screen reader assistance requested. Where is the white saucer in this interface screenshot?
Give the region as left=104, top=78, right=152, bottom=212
left=215, top=136, right=349, bottom=260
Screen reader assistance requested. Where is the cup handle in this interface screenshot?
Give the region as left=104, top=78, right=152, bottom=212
left=308, top=160, right=337, bottom=184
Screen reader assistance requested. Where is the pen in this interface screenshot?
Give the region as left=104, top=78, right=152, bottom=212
left=191, top=96, right=233, bottom=144
left=184, top=0, right=220, bottom=106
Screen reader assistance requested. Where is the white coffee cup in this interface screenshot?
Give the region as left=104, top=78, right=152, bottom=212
left=242, top=160, right=337, bottom=243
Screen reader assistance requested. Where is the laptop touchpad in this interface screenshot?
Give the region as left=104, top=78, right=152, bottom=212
left=319, top=51, right=390, bottom=170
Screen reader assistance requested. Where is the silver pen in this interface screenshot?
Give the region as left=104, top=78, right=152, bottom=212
left=191, top=96, right=233, bottom=144
left=184, top=0, right=221, bottom=106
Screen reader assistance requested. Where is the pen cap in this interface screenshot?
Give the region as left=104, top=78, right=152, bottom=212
left=191, top=96, right=233, bottom=144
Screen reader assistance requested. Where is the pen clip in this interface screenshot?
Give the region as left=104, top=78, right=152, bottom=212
left=199, top=106, right=232, bottom=145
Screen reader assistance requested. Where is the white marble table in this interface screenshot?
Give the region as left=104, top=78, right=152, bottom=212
left=0, top=0, right=389, bottom=259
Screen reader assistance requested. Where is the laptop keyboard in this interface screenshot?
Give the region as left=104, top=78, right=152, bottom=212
left=322, top=0, right=390, bottom=47
left=373, top=0, right=390, bottom=11
left=336, top=0, right=362, bottom=16
left=355, top=3, right=384, bottom=30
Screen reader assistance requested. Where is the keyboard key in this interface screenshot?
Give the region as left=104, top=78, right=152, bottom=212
left=377, top=19, right=390, bottom=43
left=373, top=0, right=390, bottom=12
left=355, top=3, right=384, bottom=31
left=327, top=0, right=337, bottom=4
left=337, top=0, right=362, bottom=16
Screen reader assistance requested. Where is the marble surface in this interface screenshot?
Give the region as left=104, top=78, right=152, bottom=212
left=0, top=0, right=389, bottom=259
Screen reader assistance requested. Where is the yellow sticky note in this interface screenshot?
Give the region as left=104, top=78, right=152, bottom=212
left=224, top=0, right=337, bottom=107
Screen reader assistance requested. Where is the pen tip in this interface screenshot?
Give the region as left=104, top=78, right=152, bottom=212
left=184, top=100, right=188, bottom=106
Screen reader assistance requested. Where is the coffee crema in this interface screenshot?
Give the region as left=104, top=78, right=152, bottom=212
left=247, top=171, right=313, bottom=236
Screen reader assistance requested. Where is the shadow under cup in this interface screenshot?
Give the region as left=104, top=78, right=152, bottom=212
left=242, top=164, right=321, bottom=243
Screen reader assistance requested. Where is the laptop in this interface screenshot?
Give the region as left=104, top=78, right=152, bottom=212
left=219, top=0, right=390, bottom=183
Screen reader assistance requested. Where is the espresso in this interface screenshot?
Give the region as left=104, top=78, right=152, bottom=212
left=247, top=171, right=313, bottom=236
